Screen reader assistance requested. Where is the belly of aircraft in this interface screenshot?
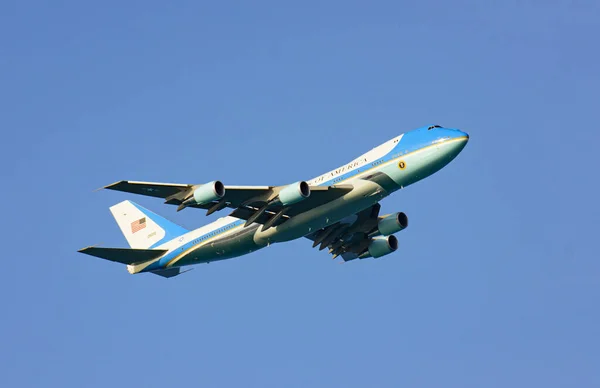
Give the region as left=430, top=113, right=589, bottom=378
left=175, top=145, right=458, bottom=266
left=254, top=179, right=387, bottom=244
left=175, top=224, right=263, bottom=266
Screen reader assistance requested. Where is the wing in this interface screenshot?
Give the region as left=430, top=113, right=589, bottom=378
left=103, top=180, right=353, bottom=230
left=305, top=204, right=381, bottom=261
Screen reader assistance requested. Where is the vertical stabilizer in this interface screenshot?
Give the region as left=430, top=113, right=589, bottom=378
left=109, top=200, right=188, bottom=249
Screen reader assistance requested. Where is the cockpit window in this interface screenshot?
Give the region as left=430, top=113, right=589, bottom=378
left=427, top=125, right=442, bottom=130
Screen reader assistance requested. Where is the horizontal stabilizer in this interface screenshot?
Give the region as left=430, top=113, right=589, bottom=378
left=150, top=267, right=193, bottom=278
left=78, top=246, right=168, bottom=265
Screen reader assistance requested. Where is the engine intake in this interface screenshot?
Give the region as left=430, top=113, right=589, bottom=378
left=377, top=212, right=408, bottom=236
left=278, top=181, right=310, bottom=206
left=192, top=180, right=225, bottom=205
left=367, top=235, right=398, bottom=258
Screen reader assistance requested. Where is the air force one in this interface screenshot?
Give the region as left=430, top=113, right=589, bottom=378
left=79, top=125, right=469, bottom=278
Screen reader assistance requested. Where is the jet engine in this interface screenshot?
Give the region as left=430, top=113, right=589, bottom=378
left=377, top=212, right=408, bottom=236
left=367, top=235, right=398, bottom=258
left=192, top=180, right=226, bottom=205
left=278, top=181, right=310, bottom=206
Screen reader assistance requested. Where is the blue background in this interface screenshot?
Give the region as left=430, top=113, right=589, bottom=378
left=1, top=1, right=598, bottom=386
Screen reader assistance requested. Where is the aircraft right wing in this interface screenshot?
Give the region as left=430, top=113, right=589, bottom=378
left=103, top=180, right=354, bottom=231
left=304, top=203, right=382, bottom=261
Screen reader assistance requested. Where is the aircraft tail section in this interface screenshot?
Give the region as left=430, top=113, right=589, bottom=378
left=78, top=246, right=190, bottom=278
left=109, top=200, right=188, bottom=249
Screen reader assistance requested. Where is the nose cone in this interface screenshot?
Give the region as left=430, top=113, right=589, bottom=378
left=448, top=129, right=469, bottom=142
left=438, top=129, right=469, bottom=163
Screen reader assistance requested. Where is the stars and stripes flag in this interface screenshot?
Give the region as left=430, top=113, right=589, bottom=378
left=131, top=217, right=147, bottom=234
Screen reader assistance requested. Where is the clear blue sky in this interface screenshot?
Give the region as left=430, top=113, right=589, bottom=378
left=1, top=1, right=598, bottom=387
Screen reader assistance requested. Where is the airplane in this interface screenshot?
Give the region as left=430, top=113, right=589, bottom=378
left=78, top=125, right=469, bottom=278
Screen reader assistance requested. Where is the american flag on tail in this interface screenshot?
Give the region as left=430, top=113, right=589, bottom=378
left=131, top=217, right=147, bottom=233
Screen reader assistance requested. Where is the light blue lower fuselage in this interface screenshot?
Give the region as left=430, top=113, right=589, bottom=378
left=141, top=125, right=469, bottom=272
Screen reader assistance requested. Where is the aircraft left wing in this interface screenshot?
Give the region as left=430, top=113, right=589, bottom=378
left=103, top=180, right=353, bottom=230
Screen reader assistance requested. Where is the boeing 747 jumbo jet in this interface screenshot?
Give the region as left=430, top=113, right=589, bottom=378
left=79, top=125, right=469, bottom=278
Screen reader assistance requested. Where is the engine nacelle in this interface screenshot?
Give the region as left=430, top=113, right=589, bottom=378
left=377, top=212, right=408, bottom=236
left=368, top=235, right=398, bottom=258
left=192, top=180, right=225, bottom=205
left=278, top=181, right=310, bottom=206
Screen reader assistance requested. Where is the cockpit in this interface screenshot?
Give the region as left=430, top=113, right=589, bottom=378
left=427, top=125, right=443, bottom=130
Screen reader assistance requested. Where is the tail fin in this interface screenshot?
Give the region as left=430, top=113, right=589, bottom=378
left=109, top=200, right=188, bottom=249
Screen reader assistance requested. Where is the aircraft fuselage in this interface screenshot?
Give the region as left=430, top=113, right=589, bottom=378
left=133, top=125, right=469, bottom=273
